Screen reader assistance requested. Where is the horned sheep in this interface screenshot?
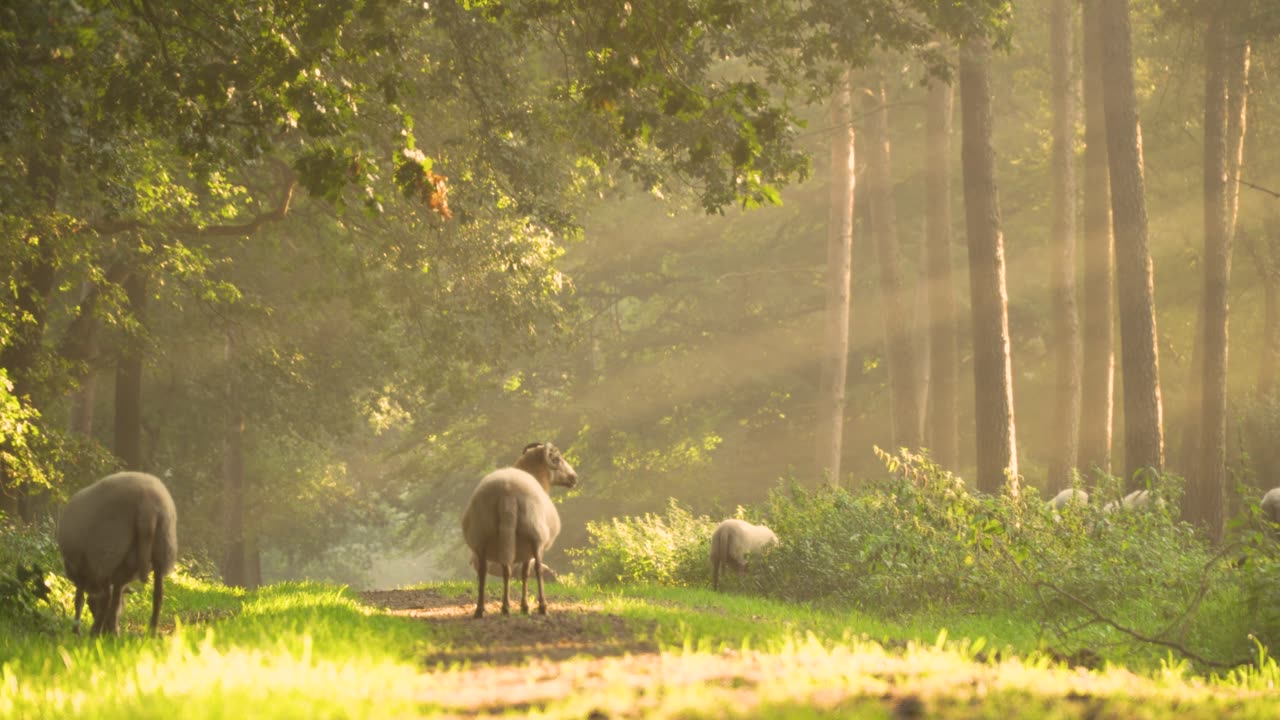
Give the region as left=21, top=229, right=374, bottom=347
left=56, top=471, right=177, bottom=636
left=709, top=519, right=778, bottom=591
left=460, top=442, right=577, bottom=617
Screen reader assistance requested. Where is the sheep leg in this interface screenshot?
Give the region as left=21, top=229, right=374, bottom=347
left=712, top=559, right=720, bottom=591
left=107, top=581, right=127, bottom=635
left=500, top=563, right=511, bottom=616
left=72, top=587, right=86, bottom=635
left=89, top=588, right=108, bottom=637
left=534, top=549, right=547, bottom=616
left=473, top=544, right=488, bottom=618
left=150, top=571, right=164, bottom=636
left=519, top=560, right=530, bottom=614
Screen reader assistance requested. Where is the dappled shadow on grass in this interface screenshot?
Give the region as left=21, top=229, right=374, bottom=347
left=361, top=586, right=658, bottom=666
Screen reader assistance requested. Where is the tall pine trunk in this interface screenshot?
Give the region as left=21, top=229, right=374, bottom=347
left=817, top=72, right=856, bottom=486
left=1192, top=18, right=1249, bottom=543
left=865, top=77, right=921, bottom=451
left=1078, top=0, right=1115, bottom=479
left=1048, top=0, right=1082, bottom=492
left=113, top=271, right=147, bottom=470
left=1100, top=0, right=1164, bottom=486
left=221, top=333, right=250, bottom=587
left=925, top=75, right=959, bottom=472
left=960, top=36, right=1019, bottom=496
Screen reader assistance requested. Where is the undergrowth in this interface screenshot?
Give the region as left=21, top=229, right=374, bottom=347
left=571, top=448, right=1280, bottom=672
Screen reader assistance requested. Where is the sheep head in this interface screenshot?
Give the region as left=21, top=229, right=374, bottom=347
left=517, top=441, right=578, bottom=491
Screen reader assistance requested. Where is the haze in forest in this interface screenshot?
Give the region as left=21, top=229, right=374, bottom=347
left=1, top=0, right=1278, bottom=591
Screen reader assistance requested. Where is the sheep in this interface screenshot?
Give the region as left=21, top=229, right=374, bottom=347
left=460, top=442, right=577, bottom=617
left=56, top=471, right=177, bottom=636
left=471, top=556, right=559, bottom=584
left=1046, top=488, right=1089, bottom=523
left=1261, top=487, right=1280, bottom=525
left=709, top=519, right=778, bottom=591
left=1103, top=489, right=1160, bottom=514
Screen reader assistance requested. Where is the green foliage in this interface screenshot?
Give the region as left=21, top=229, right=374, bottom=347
left=570, top=451, right=1272, bottom=667
left=0, top=519, right=59, bottom=633
left=570, top=498, right=718, bottom=586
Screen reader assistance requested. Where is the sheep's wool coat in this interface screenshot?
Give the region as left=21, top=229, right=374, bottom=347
left=1047, top=488, right=1088, bottom=509
left=710, top=519, right=778, bottom=570
left=1262, top=487, right=1280, bottom=524
left=461, top=467, right=561, bottom=567
left=57, top=471, right=178, bottom=590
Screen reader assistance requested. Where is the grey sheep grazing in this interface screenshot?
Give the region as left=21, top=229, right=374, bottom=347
left=709, top=519, right=778, bottom=591
left=57, top=471, right=177, bottom=636
left=1261, top=487, right=1280, bottom=525
left=461, top=442, right=577, bottom=617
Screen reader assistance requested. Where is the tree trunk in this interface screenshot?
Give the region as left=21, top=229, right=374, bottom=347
left=221, top=334, right=249, bottom=587
left=1100, top=0, right=1164, bottom=486
left=864, top=77, right=921, bottom=451
left=113, top=272, right=147, bottom=470
left=817, top=71, right=855, bottom=487
left=959, top=36, right=1020, bottom=496
left=1078, top=0, right=1115, bottom=480
left=1193, top=17, right=1249, bottom=543
left=925, top=75, right=959, bottom=472
left=1224, top=34, right=1250, bottom=240
left=1048, top=0, right=1082, bottom=492
left=69, top=284, right=100, bottom=439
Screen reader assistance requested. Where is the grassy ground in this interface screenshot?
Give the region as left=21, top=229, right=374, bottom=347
left=2, top=575, right=1278, bottom=718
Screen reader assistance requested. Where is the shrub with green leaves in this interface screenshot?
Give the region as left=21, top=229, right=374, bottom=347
left=0, top=518, right=62, bottom=633
left=570, top=498, right=718, bottom=586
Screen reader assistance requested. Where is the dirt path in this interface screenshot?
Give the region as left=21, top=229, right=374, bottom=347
left=360, top=586, right=658, bottom=666
left=357, top=588, right=1241, bottom=719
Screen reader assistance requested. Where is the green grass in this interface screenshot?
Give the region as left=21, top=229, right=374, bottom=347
left=2, top=577, right=1279, bottom=718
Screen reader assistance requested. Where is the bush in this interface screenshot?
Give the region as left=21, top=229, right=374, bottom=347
left=0, top=518, right=63, bottom=634
left=570, top=497, right=718, bottom=587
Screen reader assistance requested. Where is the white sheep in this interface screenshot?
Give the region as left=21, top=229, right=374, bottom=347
left=709, top=519, right=778, bottom=591
left=460, top=442, right=577, bottom=617
left=1261, top=487, right=1280, bottom=525
left=1103, top=489, right=1160, bottom=514
left=1047, top=488, right=1089, bottom=510
left=56, top=471, right=177, bottom=636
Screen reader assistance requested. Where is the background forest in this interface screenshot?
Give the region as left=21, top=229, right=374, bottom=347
left=2, top=0, right=1279, bottom=592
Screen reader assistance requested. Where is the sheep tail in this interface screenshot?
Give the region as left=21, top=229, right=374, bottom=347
left=495, top=494, right=518, bottom=567
left=134, top=511, right=157, bottom=582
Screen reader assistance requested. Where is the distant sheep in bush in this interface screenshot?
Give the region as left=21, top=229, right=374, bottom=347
left=1047, top=488, right=1089, bottom=510
left=709, top=519, right=778, bottom=591
left=1103, top=489, right=1160, bottom=514
left=1261, top=487, right=1280, bottom=525
left=461, top=442, right=577, bottom=617
left=56, top=471, right=177, bottom=636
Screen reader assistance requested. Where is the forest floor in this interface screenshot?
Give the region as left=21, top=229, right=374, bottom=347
left=357, top=585, right=1280, bottom=719
left=6, top=579, right=1279, bottom=719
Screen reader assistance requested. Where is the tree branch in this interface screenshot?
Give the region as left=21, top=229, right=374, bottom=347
left=82, top=175, right=296, bottom=239
left=1240, top=178, right=1280, bottom=199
